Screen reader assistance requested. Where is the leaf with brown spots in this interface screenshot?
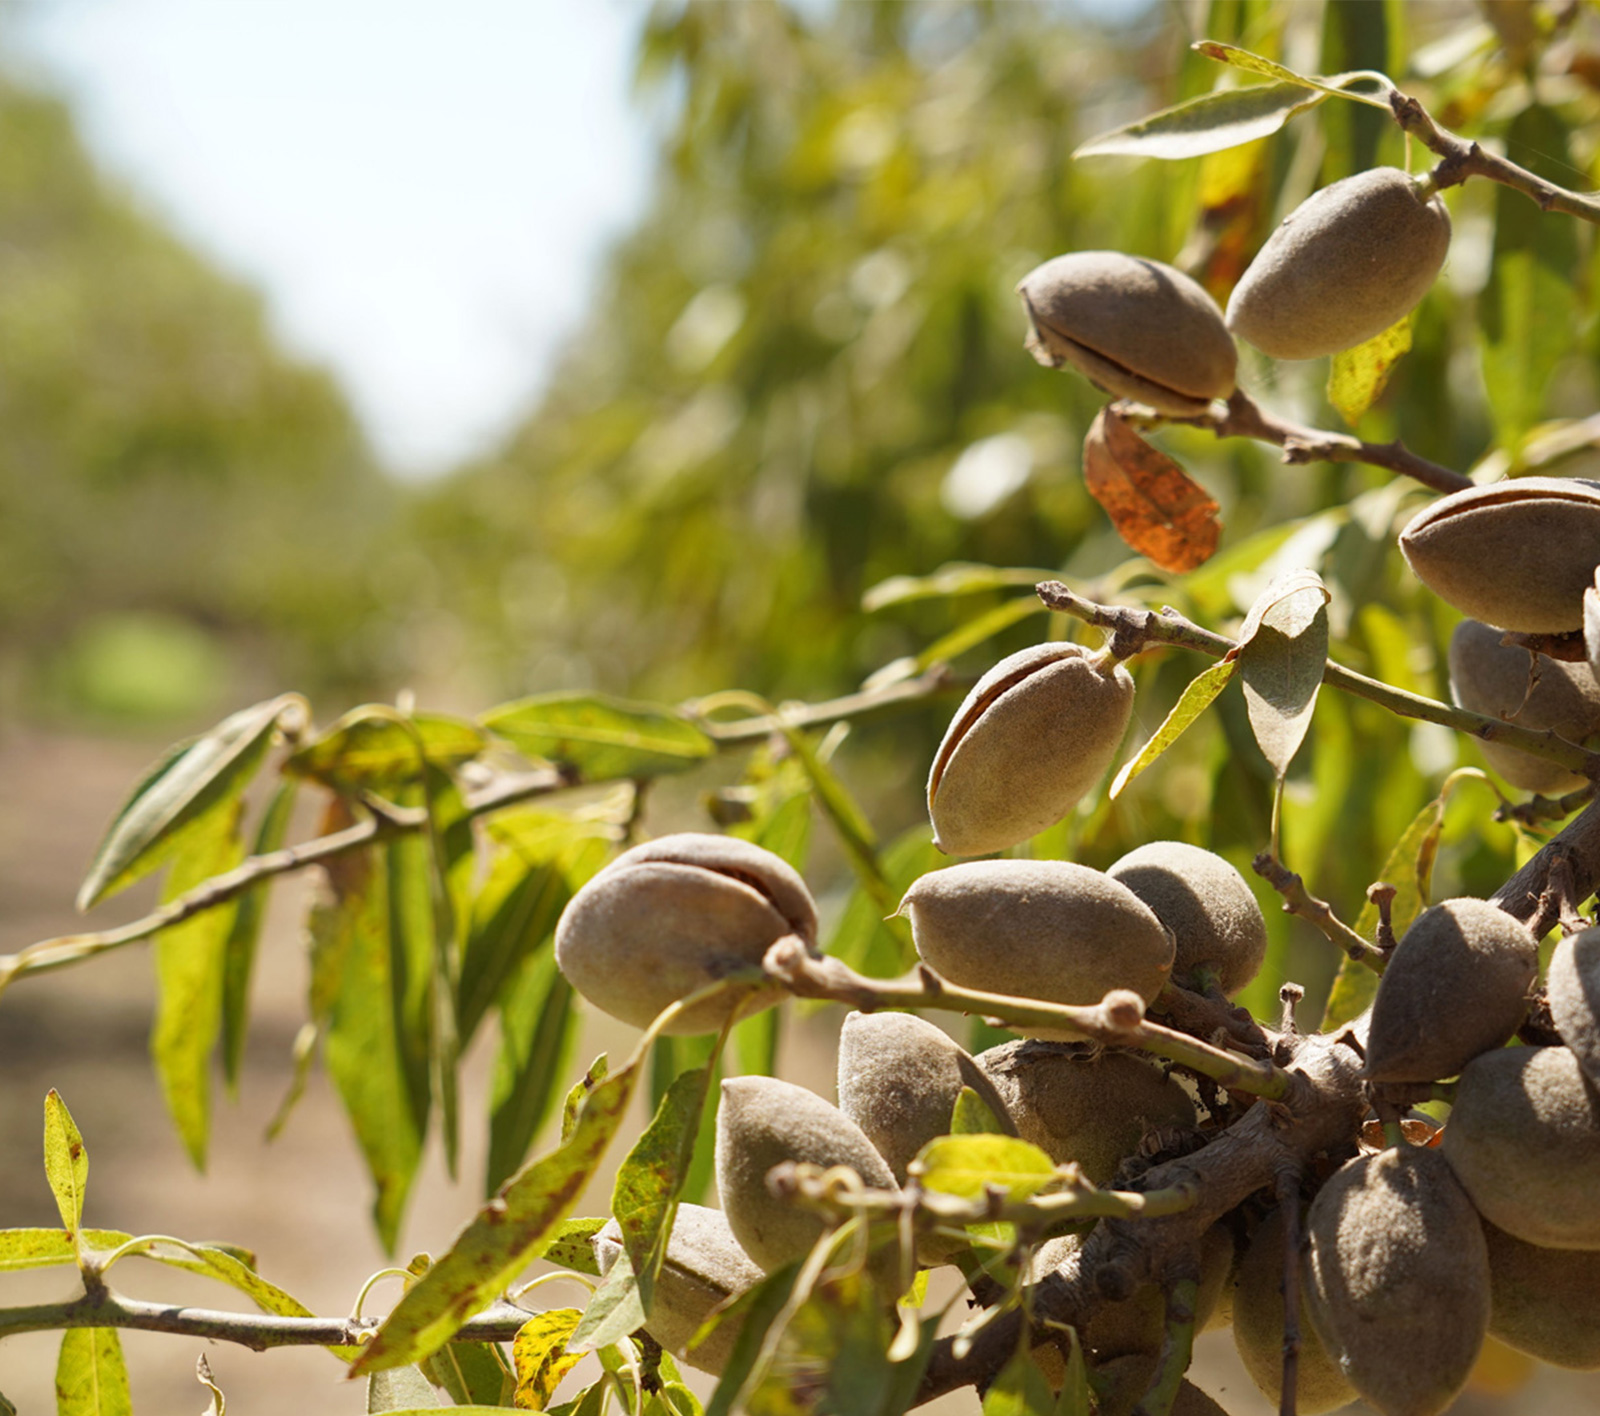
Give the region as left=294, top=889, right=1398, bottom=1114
left=1082, top=408, right=1221, bottom=572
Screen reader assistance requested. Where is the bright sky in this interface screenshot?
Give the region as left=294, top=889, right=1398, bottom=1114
left=10, top=0, right=654, bottom=476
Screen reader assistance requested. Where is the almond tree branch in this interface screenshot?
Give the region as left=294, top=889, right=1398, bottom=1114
left=1393, top=89, right=1600, bottom=225
left=0, top=670, right=963, bottom=995
left=1036, top=581, right=1600, bottom=779
left=1128, top=389, right=1473, bottom=497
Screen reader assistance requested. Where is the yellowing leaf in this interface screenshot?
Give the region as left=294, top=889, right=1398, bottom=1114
left=1328, top=315, right=1414, bottom=427
left=1111, top=658, right=1237, bottom=798
left=512, top=1308, right=584, bottom=1409
left=43, top=1091, right=87, bottom=1237
left=909, top=1135, right=1056, bottom=1200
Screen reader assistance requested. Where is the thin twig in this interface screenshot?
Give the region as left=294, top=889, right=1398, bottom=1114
left=1036, top=581, right=1600, bottom=779
left=1275, top=1168, right=1303, bottom=1416
left=1496, top=782, right=1596, bottom=827
left=0, top=1290, right=534, bottom=1351
left=764, top=940, right=1297, bottom=1101
left=1253, top=853, right=1386, bottom=973
left=1393, top=89, right=1600, bottom=225
left=0, top=670, right=962, bottom=994
left=1128, top=388, right=1472, bottom=496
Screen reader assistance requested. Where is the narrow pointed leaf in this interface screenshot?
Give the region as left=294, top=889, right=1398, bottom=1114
left=1075, top=80, right=1328, bottom=160
left=54, top=1329, right=131, bottom=1416
left=43, top=1091, right=87, bottom=1236
left=700, top=1265, right=803, bottom=1416
left=572, top=1062, right=716, bottom=1350
left=912, top=598, right=1046, bottom=672
left=0, top=1229, right=130, bottom=1272
left=196, top=1355, right=225, bottom=1416
left=351, top=1053, right=641, bottom=1374
left=512, top=1308, right=584, bottom=1408
left=983, top=1347, right=1056, bottom=1416
left=483, top=693, right=714, bottom=780
left=284, top=708, right=486, bottom=792
left=77, top=695, right=293, bottom=910
left=152, top=804, right=246, bottom=1170
left=1191, top=42, right=1395, bottom=107
left=317, top=840, right=425, bottom=1254
left=949, top=1085, right=1007, bottom=1138
left=486, top=952, right=579, bottom=1194
left=1328, top=315, right=1413, bottom=426
left=862, top=563, right=1053, bottom=612
left=1110, top=658, right=1237, bottom=798
left=222, top=779, right=298, bottom=1091
left=910, top=1135, right=1056, bottom=1200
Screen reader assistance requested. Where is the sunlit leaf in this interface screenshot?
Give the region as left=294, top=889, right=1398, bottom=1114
left=152, top=802, right=246, bottom=1169
left=54, top=1329, right=130, bottom=1416
left=541, top=1217, right=609, bottom=1278
left=351, top=1051, right=640, bottom=1373
left=512, top=1308, right=584, bottom=1408
left=573, top=1063, right=716, bottom=1350
left=1075, top=80, right=1328, bottom=160
left=43, top=1091, right=87, bottom=1237
left=982, top=1344, right=1056, bottom=1416
left=77, top=695, right=293, bottom=909
left=483, top=693, right=714, bottom=780
left=909, top=1135, right=1056, bottom=1200
left=949, top=1085, right=1008, bottom=1138
left=221, top=779, right=298, bottom=1092
left=862, top=563, right=1053, bottom=612
left=1110, top=658, right=1237, bottom=798
left=0, top=1229, right=130, bottom=1272
left=314, top=837, right=424, bottom=1254
left=195, top=1355, right=226, bottom=1416
left=912, top=598, right=1047, bottom=672
left=1328, top=315, right=1413, bottom=427
left=1082, top=409, right=1221, bottom=573
left=1190, top=41, right=1395, bottom=107
left=284, top=708, right=486, bottom=792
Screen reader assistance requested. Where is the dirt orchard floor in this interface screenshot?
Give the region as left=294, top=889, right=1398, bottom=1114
left=0, top=728, right=1595, bottom=1414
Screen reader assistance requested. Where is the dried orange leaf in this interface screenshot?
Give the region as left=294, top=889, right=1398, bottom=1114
left=1082, top=408, right=1222, bottom=572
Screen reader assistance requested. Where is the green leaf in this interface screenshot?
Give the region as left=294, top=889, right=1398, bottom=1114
left=152, top=802, right=246, bottom=1170
left=949, top=1085, right=1007, bottom=1138
left=422, top=1340, right=513, bottom=1407
left=77, top=695, right=292, bottom=910
left=1481, top=106, right=1578, bottom=447
left=1326, top=789, right=1447, bottom=1027
left=862, top=563, right=1053, bottom=612
left=562, top=1057, right=608, bottom=1143
left=459, top=833, right=607, bottom=1045
left=0, top=1229, right=130, bottom=1272
left=55, top=1329, right=131, bottom=1416
left=1236, top=571, right=1331, bottom=780
left=982, top=1345, right=1056, bottom=1416
left=541, top=1217, right=609, bottom=1278
left=359, top=1409, right=510, bottom=1415
left=487, top=952, right=579, bottom=1194
left=909, top=1135, right=1056, bottom=1200
left=351, top=1051, right=641, bottom=1374
left=284, top=708, right=487, bottom=792
left=316, top=840, right=425, bottom=1254
left=826, top=824, right=941, bottom=979
left=1190, top=41, right=1394, bottom=107
left=911, top=598, right=1046, bottom=673
left=1328, top=314, right=1413, bottom=427
left=367, top=1364, right=440, bottom=1412
left=1075, top=80, right=1328, bottom=160
left=222, top=779, right=298, bottom=1091
left=43, top=1091, right=87, bottom=1237
left=483, top=693, right=714, bottom=781
left=1110, top=658, right=1236, bottom=799
left=573, top=1063, right=716, bottom=1350
left=567, top=1251, right=645, bottom=1356
left=701, top=1264, right=803, bottom=1416
left=512, top=1308, right=584, bottom=1409
left=1051, top=1325, right=1089, bottom=1416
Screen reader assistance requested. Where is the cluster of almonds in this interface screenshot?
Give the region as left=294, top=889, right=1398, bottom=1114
left=548, top=164, right=1600, bottom=1414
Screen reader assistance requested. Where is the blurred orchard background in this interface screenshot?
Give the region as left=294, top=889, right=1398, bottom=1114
left=4, top=0, right=1600, bottom=1411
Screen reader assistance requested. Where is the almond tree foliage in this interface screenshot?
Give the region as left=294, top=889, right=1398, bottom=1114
left=13, top=2, right=1600, bottom=1414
